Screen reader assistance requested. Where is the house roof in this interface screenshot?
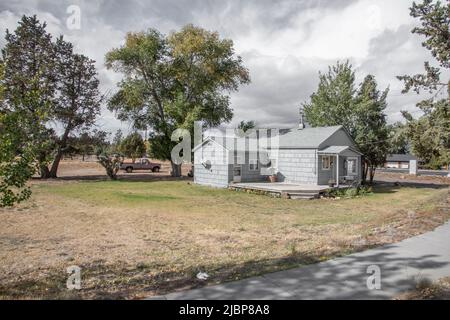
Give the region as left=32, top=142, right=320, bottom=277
left=386, top=154, right=418, bottom=162
left=274, top=126, right=344, bottom=149
left=192, top=137, right=230, bottom=153
left=194, top=125, right=362, bottom=153
left=318, top=145, right=363, bottom=155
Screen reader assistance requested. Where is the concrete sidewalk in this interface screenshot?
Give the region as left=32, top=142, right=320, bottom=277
left=150, top=221, right=450, bottom=300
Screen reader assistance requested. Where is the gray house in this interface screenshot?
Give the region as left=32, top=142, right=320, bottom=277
left=193, top=125, right=363, bottom=188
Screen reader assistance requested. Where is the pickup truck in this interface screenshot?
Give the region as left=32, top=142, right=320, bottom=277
left=120, top=158, right=161, bottom=173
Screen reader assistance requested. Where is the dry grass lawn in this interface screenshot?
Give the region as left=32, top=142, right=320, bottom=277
left=0, top=177, right=449, bottom=299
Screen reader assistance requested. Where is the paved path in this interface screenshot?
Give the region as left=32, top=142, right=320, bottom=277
left=150, top=221, right=450, bottom=300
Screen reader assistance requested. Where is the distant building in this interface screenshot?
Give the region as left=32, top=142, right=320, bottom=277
left=385, top=154, right=418, bottom=169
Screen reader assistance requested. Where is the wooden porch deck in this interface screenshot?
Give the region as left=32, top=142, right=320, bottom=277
left=229, top=182, right=349, bottom=200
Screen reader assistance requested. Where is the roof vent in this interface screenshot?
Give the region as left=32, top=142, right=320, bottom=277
left=299, top=106, right=305, bottom=130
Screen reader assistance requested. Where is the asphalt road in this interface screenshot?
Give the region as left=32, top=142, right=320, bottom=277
left=150, top=221, right=450, bottom=300
left=378, top=168, right=450, bottom=177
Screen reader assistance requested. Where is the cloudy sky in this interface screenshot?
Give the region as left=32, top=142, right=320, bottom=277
left=0, top=0, right=445, bottom=135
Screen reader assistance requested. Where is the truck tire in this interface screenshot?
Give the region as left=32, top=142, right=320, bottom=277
left=152, top=167, right=160, bottom=173
left=126, top=167, right=133, bottom=173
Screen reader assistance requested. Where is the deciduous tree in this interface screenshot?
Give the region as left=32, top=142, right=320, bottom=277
left=354, top=75, right=390, bottom=184
left=106, top=25, right=250, bottom=176
left=304, top=62, right=390, bottom=184
left=237, top=120, right=256, bottom=133
left=119, top=132, right=146, bottom=162
left=303, top=61, right=358, bottom=137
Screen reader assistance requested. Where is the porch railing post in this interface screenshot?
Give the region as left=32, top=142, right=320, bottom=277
left=336, top=155, right=340, bottom=187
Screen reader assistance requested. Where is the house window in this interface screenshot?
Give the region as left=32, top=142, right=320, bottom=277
left=269, top=159, right=277, bottom=169
left=347, top=157, right=357, bottom=175
left=249, top=159, right=259, bottom=171
left=233, top=165, right=242, bottom=177
left=322, top=156, right=331, bottom=170
left=234, top=154, right=244, bottom=165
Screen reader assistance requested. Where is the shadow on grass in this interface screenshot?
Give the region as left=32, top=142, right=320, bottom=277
left=371, top=181, right=449, bottom=195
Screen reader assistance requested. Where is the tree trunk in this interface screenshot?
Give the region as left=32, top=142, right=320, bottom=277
left=37, top=150, right=51, bottom=179
left=361, top=161, right=369, bottom=185
left=49, top=150, right=63, bottom=178
left=369, top=165, right=376, bottom=185
left=49, top=125, right=72, bottom=178
left=171, top=161, right=182, bottom=177
left=39, top=164, right=50, bottom=179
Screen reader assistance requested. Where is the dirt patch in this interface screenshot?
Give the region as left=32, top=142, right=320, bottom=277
left=33, top=160, right=192, bottom=183
left=375, top=171, right=450, bottom=186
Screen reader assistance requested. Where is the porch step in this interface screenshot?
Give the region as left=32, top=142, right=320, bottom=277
left=288, top=192, right=320, bottom=200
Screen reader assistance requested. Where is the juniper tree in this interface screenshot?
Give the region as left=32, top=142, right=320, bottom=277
left=397, top=0, right=450, bottom=169
left=47, top=37, right=102, bottom=178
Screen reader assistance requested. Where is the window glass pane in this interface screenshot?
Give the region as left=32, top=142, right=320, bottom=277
left=249, top=159, right=259, bottom=171
left=348, top=158, right=357, bottom=174
left=322, top=156, right=330, bottom=170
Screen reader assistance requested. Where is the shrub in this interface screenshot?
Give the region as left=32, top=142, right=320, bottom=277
left=97, top=154, right=123, bottom=180
left=326, top=185, right=372, bottom=199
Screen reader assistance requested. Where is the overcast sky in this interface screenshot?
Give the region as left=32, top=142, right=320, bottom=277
left=0, top=0, right=446, bottom=135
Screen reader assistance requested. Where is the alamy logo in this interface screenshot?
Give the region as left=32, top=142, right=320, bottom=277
left=66, top=265, right=81, bottom=290
left=366, top=265, right=381, bottom=290
left=171, top=121, right=280, bottom=167
left=66, top=5, right=81, bottom=30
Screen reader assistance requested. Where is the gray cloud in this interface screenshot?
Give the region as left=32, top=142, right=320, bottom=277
left=0, top=0, right=439, bottom=134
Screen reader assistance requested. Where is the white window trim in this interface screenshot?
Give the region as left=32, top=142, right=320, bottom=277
left=249, top=159, right=259, bottom=171
left=322, top=156, right=331, bottom=171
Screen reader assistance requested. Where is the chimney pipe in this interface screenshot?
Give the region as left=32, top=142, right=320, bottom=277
left=299, top=106, right=305, bottom=130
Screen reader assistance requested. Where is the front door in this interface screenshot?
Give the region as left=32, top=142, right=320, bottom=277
left=346, top=157, right=358, bottom=176
left=233, top=165, right=242, bottom=183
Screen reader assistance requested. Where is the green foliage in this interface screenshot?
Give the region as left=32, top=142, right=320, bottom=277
left=1, top=15, right=56, bottom=181
left=410, top=0, right=449, bottom=69
left=387, top=122, right=410, bottom=154
left=402, top=102, right=449, bottom=167
left=397, top=0, right=450, bottom=169
left=354, top=75, right=390, bottom=183
left=97, top=153, right=123, bottom=180
left=326, top=185, right=373, bottom=199
left=0, top=111, right=35, bottom=207
left=119, top=132, right=146, bottom=161
left=0, top=15, right=102, bottom=182
left=0, top=35, right=39, bottom=206
left=48, top=36, right=102, bottom=177
left=106, top=25, right=250, bottom=176
left=111, top=129, right=123, bottom=154
left=304, top=61, right=358, bottom=136
left=237, top=120, right=256, bottom=133
left=304, top=62, right=389, bottom=184
left=70, top=130, right=110, bottom=160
